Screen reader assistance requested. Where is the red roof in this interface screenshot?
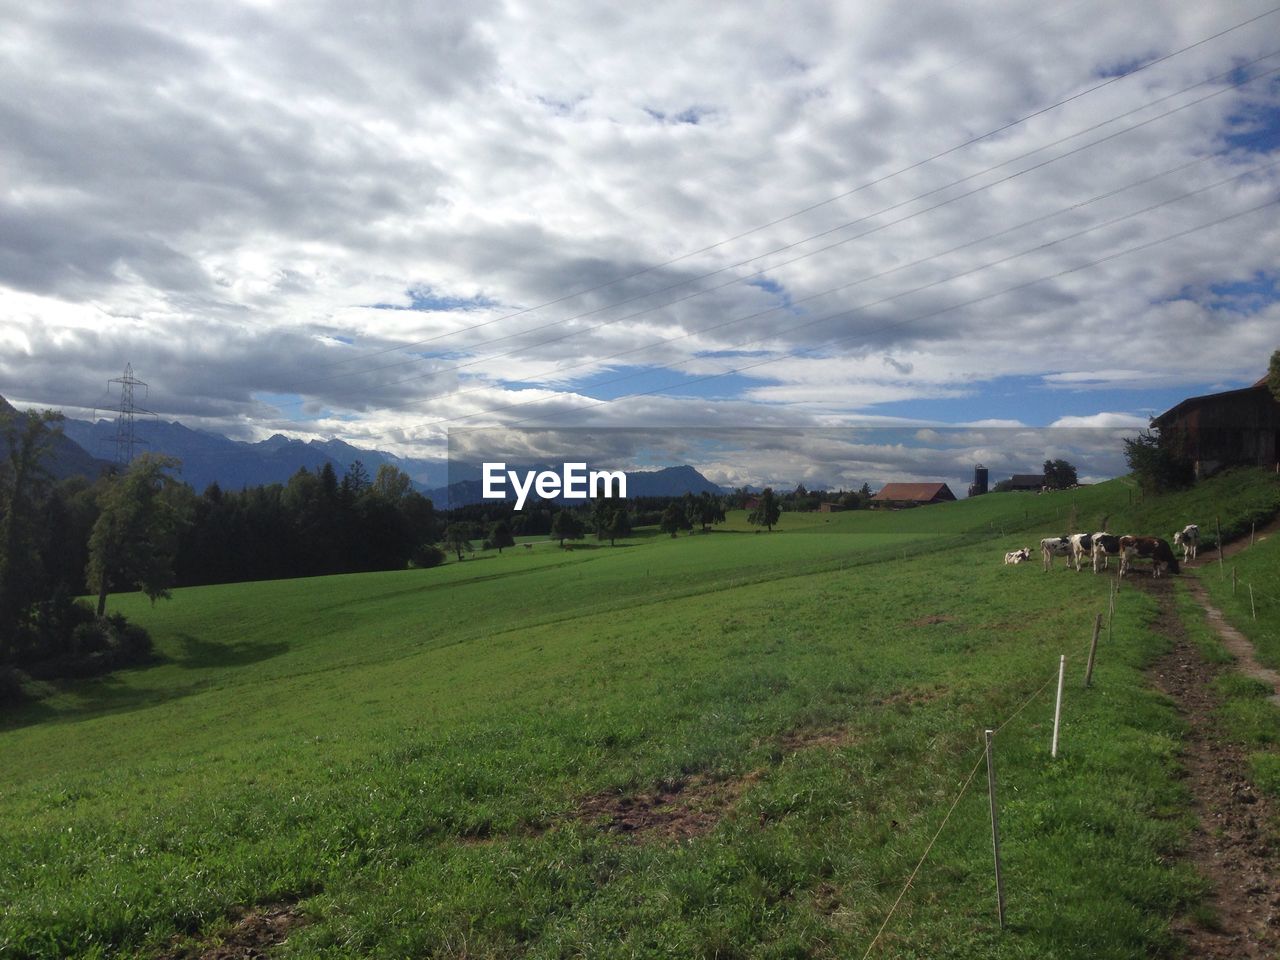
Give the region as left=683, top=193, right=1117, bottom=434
left=871, top=482, right=955, bottom=502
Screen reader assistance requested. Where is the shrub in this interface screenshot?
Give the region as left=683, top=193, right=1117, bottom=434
left=0, top=667, right=28, bottom=707
left=410, top=544, right=447, bottom=569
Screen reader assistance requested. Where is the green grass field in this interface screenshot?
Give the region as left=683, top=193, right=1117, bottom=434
left=2, top=470, right=1278, bottom=958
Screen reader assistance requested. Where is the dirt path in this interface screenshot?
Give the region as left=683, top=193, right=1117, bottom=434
left=1183, top=576, right=1280, bottom=705
left=1184, top=513, right=1280, bottom=567
left=1141, top=577, right=1280, bottom=957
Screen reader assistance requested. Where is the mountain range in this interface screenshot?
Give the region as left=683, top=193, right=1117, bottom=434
left=3, top=397, right=731, bottom=503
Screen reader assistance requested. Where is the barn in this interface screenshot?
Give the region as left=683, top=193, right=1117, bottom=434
left=1152, top=375, right=1280, bottom=479
left=870, top=482, right=957, bottom=508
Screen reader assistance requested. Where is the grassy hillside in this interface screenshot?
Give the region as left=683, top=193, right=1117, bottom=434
left=2, top=470, right=1278, bottom=958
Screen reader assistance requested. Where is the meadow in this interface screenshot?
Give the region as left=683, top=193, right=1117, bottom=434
left=2, top=470, right=1278, bottom=958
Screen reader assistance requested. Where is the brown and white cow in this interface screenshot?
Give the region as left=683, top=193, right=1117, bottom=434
left=1119, top=536, right=1180, bottom=577
left=1172, top=524, right=1199, bottom=561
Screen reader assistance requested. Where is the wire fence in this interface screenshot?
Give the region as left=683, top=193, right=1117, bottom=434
left=860, top=523, right=1278, bottom=954
left=858, top=578, right=1121, bottom=956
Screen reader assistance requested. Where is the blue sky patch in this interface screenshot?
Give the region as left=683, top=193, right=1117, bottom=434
left=866, top=374, right=1229, bottom=425
left=370, top=286, right=498, bottom=312
left=1223, top=91, right=1280, bottom=154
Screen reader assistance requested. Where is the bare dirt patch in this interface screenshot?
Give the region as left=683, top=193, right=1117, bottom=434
left=907, top=613, right=955, bottom=627
left=156, top=904, right=308, bottom=960
left=776, top=725, right=857, bottom=752
left=576, top=771, right=762, bottom=842
left=1140, top=577, right=1280, bottom=958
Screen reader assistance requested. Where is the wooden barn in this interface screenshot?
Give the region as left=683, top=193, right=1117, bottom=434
left=1152, top=375, right=1280, bottom=479
left=870, top=482, right=957, bottom=508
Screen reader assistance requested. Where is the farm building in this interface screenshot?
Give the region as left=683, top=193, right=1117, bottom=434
left=870, top=482, right=957, bottom=508
left=1002, top=473, right=1044, bottom=492
left=1152, top=375, right=1280, bottom=479
left=818, top=501, right=845, bottom=513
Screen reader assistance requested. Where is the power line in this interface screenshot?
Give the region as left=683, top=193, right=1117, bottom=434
left=300, top=5, right=1279, bottom=377
left=358, top=149, right=1275, bottom=419
left=396, top=179, right=1278, bottom=430
left=468, top=196, right=1280, bottom=429
left=280, top=41, right=1280, bottom=403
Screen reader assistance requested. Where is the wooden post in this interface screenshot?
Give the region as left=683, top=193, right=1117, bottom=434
left=1250, top=584, right=1257, bottom=621
left=1052, top=655, right=1066, bottom=758
left=1216, top=517, right=1223, bottom=574
left=1233, top=567, right=1238, bottom=597
left=1251, top=522, right=1256, bottom=547
left=1085, top=613, right=1101, bottom=688
left=984, top=730, right=1006, bottom=930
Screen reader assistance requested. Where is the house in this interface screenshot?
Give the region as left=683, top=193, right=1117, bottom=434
left=870, top=482, right=957, bottom=508
left=1152, top=375, right=1280, bottom=479
left=1003, top=473, right=1045, bottom=492
left=818, top=501, right=845, bottom=513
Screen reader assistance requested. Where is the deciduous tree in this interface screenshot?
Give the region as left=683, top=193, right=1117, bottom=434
left=443, top=523, right=473, bottom=561
left=86, top=455, right=189, bottom=617
left=551, top=509, right=584, bottom=547
left=748, top=487, right=781, bottom=531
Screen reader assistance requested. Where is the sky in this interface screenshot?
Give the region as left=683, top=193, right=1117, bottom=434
left=2, top=0, right=1279, bottom=490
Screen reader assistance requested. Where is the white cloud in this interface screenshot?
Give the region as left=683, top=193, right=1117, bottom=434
left=1, top=0, right=1278, bottom=468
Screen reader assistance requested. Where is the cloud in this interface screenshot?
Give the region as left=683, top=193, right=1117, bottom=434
left=1, top=0, right=1278, bottom=472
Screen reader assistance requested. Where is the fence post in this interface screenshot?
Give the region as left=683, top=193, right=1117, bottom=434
left=984, top=730, right=1006, bottom=930
left=1052, top=655, right=1066, bottom=758
left=1216, top=517, right=1223, bottom=574
left=1085, top=613, right=1101, bottom=688
left=1251, top=522, right=1256, bottom=547
left=1233, top=567, right=1238, bottom=597
left=1250, top=584, right=1257, bottom=621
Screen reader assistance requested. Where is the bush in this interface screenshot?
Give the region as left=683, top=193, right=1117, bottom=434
left=0, top=667, right=28, bottom=708
left=18, top=603, right=153, bottom=681
left=410, top=544, right=447, bottom=569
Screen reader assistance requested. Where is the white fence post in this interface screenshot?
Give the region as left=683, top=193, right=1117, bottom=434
left=1051, top=655, right=1066, bottom=758
left=985, top=729, right=1006, bottom=930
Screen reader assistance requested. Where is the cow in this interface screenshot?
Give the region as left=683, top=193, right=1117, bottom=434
left=1119, top=536, right=1180, bottom=578
left=1004, top=547, right=1031, bottom=564
left=1091, top=533, right=1122, bottom=573
left=1068, top=532, right=1094, bottom=572
left=1172, top=524, right=1199, bottom=561
left=1040, top=536, right=1071, bottom=571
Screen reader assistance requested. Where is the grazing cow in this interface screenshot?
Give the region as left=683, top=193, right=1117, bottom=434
left=1119, top=536, right=1180, bottom=578
left=1040, top=536, right=1071, bottom=571
left=1068, top=533, right=1094, bottom=572
left=1172, top=524, right=1199, bottom=561
left=1091, top=533, right=1122, bottom=573
left=1004, top=547, right=1031, bottom=564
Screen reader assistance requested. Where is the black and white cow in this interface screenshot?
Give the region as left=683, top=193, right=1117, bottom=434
left=1172, top=524, right=1199, bottom=561
left=1040, top=536, right=1072, bottom=571
left=1068, top=533, right=1094, bottom=572
left=1004, top=547, right=1032, bottom=564
left=1091, top=533, right=1123, bottom=573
